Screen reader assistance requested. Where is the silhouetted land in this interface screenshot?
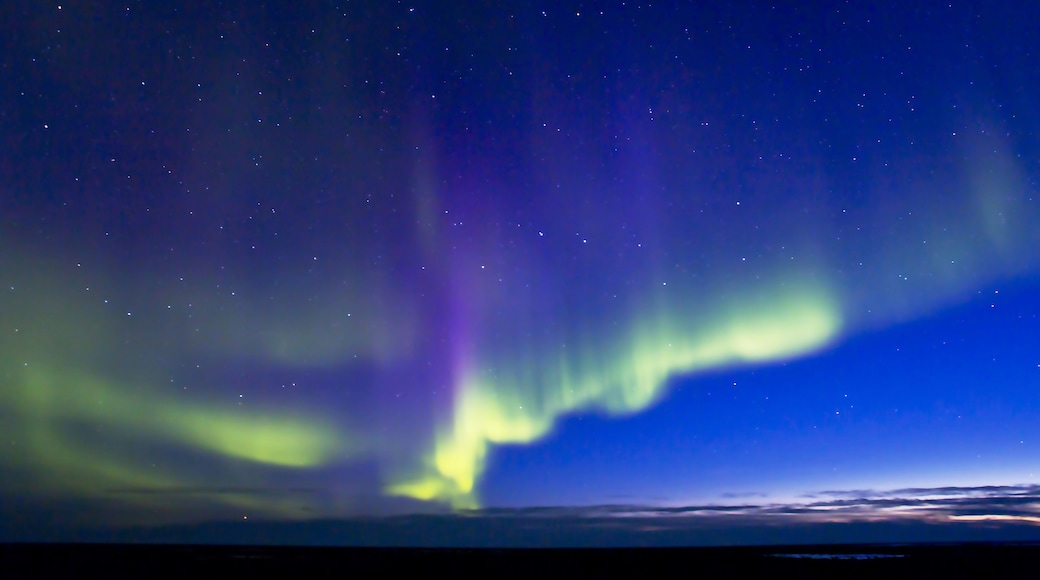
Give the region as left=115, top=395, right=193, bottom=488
left=3, top=542, right=1039, bottom=577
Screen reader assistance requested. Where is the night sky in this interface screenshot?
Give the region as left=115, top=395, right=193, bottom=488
left=2, top=2, right=1040, bottom=544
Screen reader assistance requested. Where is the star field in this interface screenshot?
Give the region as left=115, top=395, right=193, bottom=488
left=1, top=1, right=1039, bottom=537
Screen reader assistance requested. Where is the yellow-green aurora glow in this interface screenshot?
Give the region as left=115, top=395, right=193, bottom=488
left=2, top=244, right=847, bottom=514
left=0, top=250, right=354, bottom=520
left=388, top=285, right=841, bottom=506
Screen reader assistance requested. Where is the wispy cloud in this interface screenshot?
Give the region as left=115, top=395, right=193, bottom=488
left=471, top=483, right=1040, bottom=524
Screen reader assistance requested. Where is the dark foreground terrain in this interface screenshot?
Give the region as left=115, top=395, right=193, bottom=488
left=3, top=543, right=1040, bottom=578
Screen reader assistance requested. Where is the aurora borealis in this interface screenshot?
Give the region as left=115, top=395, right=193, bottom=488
left=3, top=2, right=1040, bottom=543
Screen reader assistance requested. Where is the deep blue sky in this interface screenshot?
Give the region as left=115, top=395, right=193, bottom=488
left=2, top=1, right=1039, bottom=545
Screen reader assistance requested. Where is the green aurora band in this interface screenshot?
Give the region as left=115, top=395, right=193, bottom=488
left=388, top=285, right=841, bottom=507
